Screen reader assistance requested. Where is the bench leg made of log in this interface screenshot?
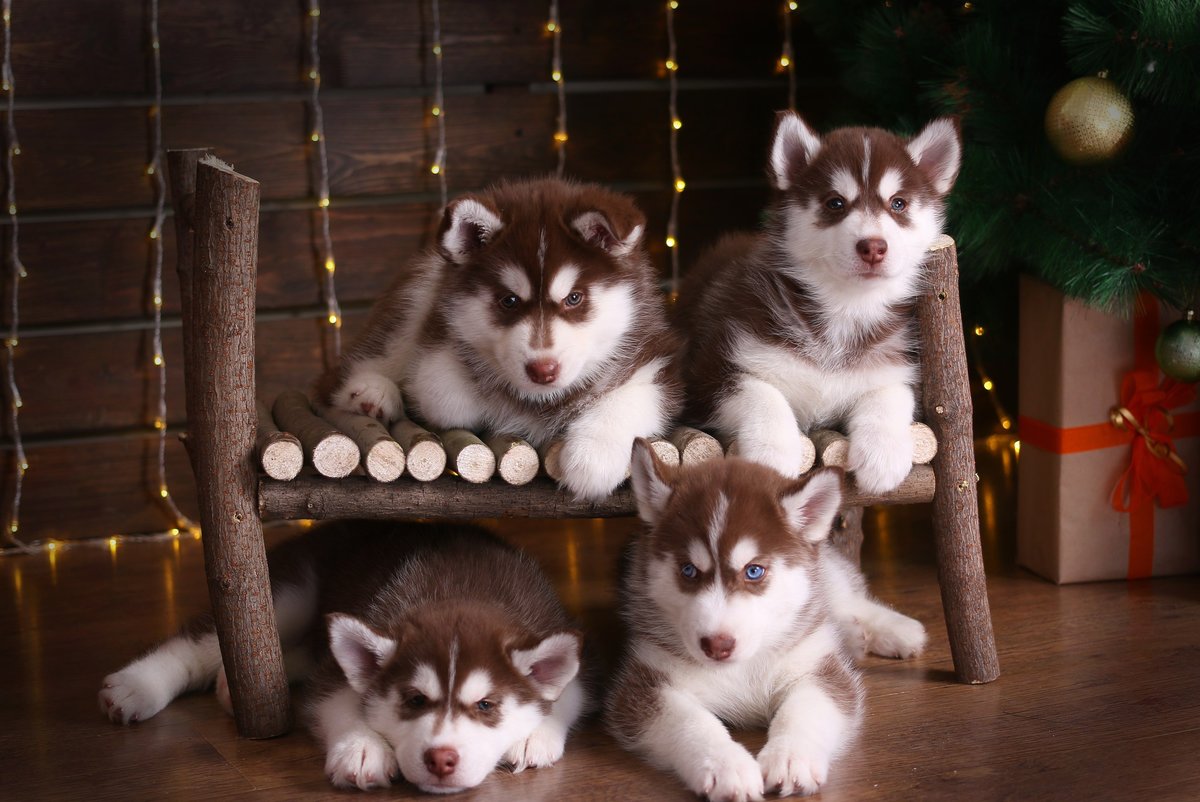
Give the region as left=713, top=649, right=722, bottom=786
left=172, top=149, right=291, bottom=737
left=917, top=237, right=1000, bottom=685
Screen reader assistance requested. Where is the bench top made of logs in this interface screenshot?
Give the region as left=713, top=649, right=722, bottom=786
left=254, top=391, right=937, bottom=521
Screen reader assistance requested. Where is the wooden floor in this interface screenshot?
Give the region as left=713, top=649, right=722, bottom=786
left=3, top=439, right=1199, bottom=801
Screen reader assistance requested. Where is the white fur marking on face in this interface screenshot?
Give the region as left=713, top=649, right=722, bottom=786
left=500, top=265, right=532, bottom=300
left=831, top=168, right=858, bottom=205
left=861, top=136, right=872, bottom=189
left=457, top=669, right=493, bottom=707
left=447, top=637, right=459, bottom=702
left=687, top=539, right=714, bottom=574
left=878, top=168, right=902, bottom=203
left=412, top=663, right=443, bottom=702
left=728, top=538, right=760, bottom=573
left=538, top=227, right=547, bottom=270
left=707, top=492, right=729, bottom=552
left=548, top=264, right=580, bottom=303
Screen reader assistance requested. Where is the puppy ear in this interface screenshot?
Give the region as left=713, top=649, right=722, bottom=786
left=906, top=117, right=962, bottom=195
left=327, top=614, right=398, bottom=694
left=779, top=468, right=843, bottom=544
left=570, top=209, right=644, bottom=258
left=439, top=196, right=504, bottom=264
left=510, top=631, right=581, bottom=702
left=770, top=111, right=822, bottom=191
left=630, top=437, right=676, bottom=526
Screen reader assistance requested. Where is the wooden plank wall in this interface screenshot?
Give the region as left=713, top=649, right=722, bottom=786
left=1, top=0, right=838, bottom=541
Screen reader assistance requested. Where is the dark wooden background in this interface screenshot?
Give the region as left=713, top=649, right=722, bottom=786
left=1, top=0, right=839, bottom=541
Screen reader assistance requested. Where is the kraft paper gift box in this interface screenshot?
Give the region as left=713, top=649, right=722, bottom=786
left=1017, top=275, right=1200, bottom=584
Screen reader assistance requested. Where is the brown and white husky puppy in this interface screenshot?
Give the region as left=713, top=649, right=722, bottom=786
left=316, top=178, right=682, bottom=500
left=99, top=522, right=586, bottom=794
left=607, top=440, right=925, bottom=800
left=677, top=112, right=961, bottom=494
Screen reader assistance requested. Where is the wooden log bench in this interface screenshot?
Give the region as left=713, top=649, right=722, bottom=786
left=169, top=149, right=999, bottom=739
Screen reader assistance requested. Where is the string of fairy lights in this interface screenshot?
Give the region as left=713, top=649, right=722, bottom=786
left=665, top=0, right=684, bottom=300
left=780, top=1, right=798, bottom=111
left=1, top=0, right=26, bottom=550
left=147, top=0, right=194, bottom=535
left=429, top=0, right=449, bottom=208
left=306, top=0, right=342, bottom=360
left=548, top=1, right=567, bottom=176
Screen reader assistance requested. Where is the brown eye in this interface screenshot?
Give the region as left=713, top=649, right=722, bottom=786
left=406, top=693, right=428, bottom=709
left=565, top=291, right=584, bottom=307
left=890, top=197, right=907, bottom=212
left=499, top=293, right=520, bottom=310
left=825, top=196, right=846, bottom=211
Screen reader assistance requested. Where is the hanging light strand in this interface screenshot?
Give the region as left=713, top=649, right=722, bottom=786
left=430, top=0, right=448, bottom=208
left=665, top=0, right=684, bottom=298
left=548, top=1, right=567, bottom=176
left=145, top=0, right=194, bottom=533
left=781, top=1, right=797, bottom=111
left=1, top=0, right=27, bottom=549
left=306, top=0, right=342, bottom=357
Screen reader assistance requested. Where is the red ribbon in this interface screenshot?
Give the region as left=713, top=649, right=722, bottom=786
left=1108, top=371, right=1194, bottom=513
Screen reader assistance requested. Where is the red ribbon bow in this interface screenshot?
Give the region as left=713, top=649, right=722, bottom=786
left=1109, top=371, right=1194, bottom=512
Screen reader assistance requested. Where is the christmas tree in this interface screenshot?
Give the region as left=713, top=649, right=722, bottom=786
left=799, top=0, right=1200, bottom=316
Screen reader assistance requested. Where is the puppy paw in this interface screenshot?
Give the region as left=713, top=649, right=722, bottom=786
left=331, top=371, right=402, bottom=423
left=98, top=666, right=173, bottom=725
left=684, top=742, right=764, bottom=802
left=730, top=425, right=809, bottom=479
left=503, top=724, right=567, bottom=773
left=557, top=434, right=630, bottom=501
left=847, top=426, right=912, bottom=494
left=863, top=610, right=927, bottom=659
left=758, top=740, right=830, bottom=797
left=325, top=733, right=398, bottom=791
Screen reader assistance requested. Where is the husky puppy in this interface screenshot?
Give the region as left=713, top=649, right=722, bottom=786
left=607, top=440, right=925, bottom=800
left=316, top=178, right=682, bottom=500
left=99, top=522, right=586, bottom=794
left=677, top=113, right=962, bottom=494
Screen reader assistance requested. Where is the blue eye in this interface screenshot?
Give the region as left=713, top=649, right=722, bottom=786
left=890, top=197, right=907, bottom=212
left=681, top=563, right=698, bottom=579
left=477, top=699, right=494, bottom=712
left=744, top=564, right=766, bottom=581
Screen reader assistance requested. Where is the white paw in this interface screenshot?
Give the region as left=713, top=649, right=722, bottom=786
left=215, top=665, right=233, bottom=716
left=332, top=372, right=402, bottom=423
left=325, top=733, right=398, bottom=791
left=847, top=426, right=912, bottom=494
left=98, top=667, right=173, bottom=725
left=757, top=740, right=830, bottom=797
left=503, top=724, right=567, bottom=773
left=862, top=610, right=927, bottom=659
left=558, top=434, right=630, bottom=501
left=731, top=426, right=808, bottom=479
left=684, top=741, right=764, bottom=802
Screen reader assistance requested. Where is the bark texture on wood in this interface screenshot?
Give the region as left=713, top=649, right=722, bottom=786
left=255, top=400, right=302, bottom=481
left=258, top=464, right=934, bottom=521
left=483, top=433, right=539, bottom=486
left=916, top=235, right=1000, bottom=684
left=440, top=429, right=496, bottom=484
left=389, top=417, right=445, bottom=482
left=321, top=409, right=405, bottom=482
left=539, top=440, right=565, bottom=482
left=669, top=426, right=724, bottom=465
left=271, top=391, right=358, bottom=478
left=167, top=148, right=211, bottom=460
left=189, top=157, right=290, bottom=737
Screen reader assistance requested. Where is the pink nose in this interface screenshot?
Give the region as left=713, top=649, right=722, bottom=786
left=700, top=634, right=736, bottom=661
left=525, top=358, right=560, bottom=385
left=856, top=238, right=888, bottom=267
left=424, top=747, right=459, bottom=778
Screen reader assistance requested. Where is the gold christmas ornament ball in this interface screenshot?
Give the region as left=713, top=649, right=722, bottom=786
left=1044, top=76, right=1134, bottom=165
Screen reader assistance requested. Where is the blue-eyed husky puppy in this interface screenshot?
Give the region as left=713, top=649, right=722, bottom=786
left=607, top=440, right=925, bottom=800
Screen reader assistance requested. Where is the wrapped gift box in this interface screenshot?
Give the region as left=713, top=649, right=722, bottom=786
left=1017, top=275, right=1200, bottom=583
